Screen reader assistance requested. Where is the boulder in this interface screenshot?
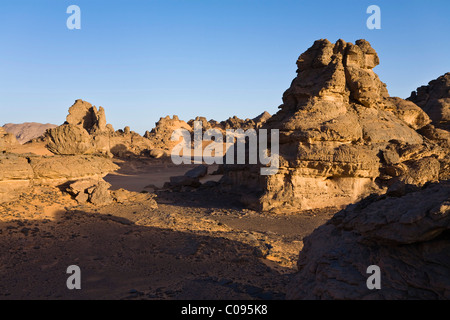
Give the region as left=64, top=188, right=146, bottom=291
left=148, top=148, right=166, bottom=159
left=66, top=178, right=113, bottom=206
left=88, top=180, right=113, bottom=206
left=46, top=124, right=95, bottom=155
left=46, top=99, right=153, bottom=157
left=184, top=165, right=208, bottom=179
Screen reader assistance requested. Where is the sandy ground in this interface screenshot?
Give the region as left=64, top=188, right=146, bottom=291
left=0, top=157, right=337, bottom=300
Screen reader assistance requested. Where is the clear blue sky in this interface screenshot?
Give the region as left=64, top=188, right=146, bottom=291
left=0, top=0, right=449, bottom=134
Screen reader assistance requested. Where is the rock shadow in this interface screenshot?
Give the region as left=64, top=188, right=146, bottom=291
left=0, top=209, right=292, bottom=300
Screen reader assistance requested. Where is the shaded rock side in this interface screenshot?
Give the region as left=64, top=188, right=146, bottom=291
left=45, top=99, right=113, bottom=156
left=286, top=181, right=450, bottom=300
left=220, top=39, right=445, bottom=213
left=408, top=72, right=450, bottom=131
left=65, top=99, right=107, bottom=133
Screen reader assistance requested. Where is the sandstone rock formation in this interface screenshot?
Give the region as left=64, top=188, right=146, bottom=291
left=252, top=111, right=272, bottom=129
left=407, top=73, right=450, bottom=181
left=2, top=123, right=58, bottom=144
left=220, top=39, right=447, bottom=213
left=0, top=127, right=19, bottom=151
left=0, top=153, right=118, bottom=203
left=145, top=115, right=192, bottom=151
left=46, top=124, right=98, bottom=155
left=109, top=127, right=153, bottom=158
left=67, top=179, right=113, bottom=206
left=45, top=100, right=153, bottom=157
left=45, top=100, right=113, bottom=156
left=286, top=181, right=450, bottom=299
left=143, top=112, right=272, bottom=158
left=408, top=72, right=450, bottom=131
left=219, top=111, right=272, bottom=130
left=186, top=112, right=272, bottom=132
left=65, top=99, right=108, bottom=133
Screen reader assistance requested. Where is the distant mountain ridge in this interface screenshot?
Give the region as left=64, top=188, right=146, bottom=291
left=2, top=122, right=58, bottom=144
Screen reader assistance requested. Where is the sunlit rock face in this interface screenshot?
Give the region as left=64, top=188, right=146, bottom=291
left=221, top=39, right=447, bottom=213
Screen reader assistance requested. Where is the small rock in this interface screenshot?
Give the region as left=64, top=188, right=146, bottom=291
left=184, top=165, right=208, bottom=179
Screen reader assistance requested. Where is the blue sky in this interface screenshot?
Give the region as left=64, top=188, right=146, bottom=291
left=0, top=0, right=449, bottom=134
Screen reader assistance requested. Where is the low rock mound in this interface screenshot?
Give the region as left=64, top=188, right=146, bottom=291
left=0, top=153, right=118, bottom=203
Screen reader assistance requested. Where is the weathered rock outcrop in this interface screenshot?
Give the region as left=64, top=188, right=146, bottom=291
left=407, top=73, right=450, bottom=181
left=220, top=39, right=447, bottom=212
left=145, top=115, right=192, bottom=151
left=218, top=112, right=271, bottom=131
left=143, top=112, right=272, bottom=157
left=0, top=127, right=19, bottom=151
left=65, top=99, right=108, bottom=133
left=252, top=111, right=272, bottom=128
left=46, top=124, right=97, bottom=155
left=0, top=153, right=118, bottom=203
left=109, top=128, right=153, bottom=158
left=45, top=100, right=153, bottom=157
left=286, top=181, right=450, bottom=300
left=66, top=179, right=113, bottom=206
left=408, top=72, right=450, bottom=131
left=45, top=100, right=113, bottom=156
